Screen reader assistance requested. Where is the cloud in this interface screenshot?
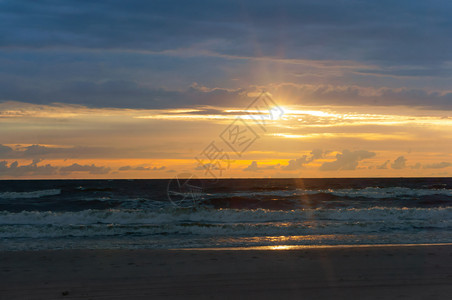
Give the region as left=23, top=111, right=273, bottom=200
left=118, top=166, right=132, bottom=171
left=0, top=159, right=58, bottom=177
left=195, top=163, right=219, bottom=171
left=0, top=1, right=451, bottom=110
left=243, top=161, right=259, bottom=172
left=423, top=162, right=452, bottom=169
left=2, top=81, right=452, bottom=110
left=0, top=144, right=12, bottom=155
left=0, top=80, right=452, bottom=110
left=271, top=83, right=452, bottom=109
left=377, top=160, right=390, bottom=169
left=282, top=156, right=310, bottom=171
left=22, top=145, right=51, bottom=156
left=391, top=156, right=407, bottom=169
left=319, top=150, right=376, bottom=171
left=411, top=162, right=422, bottom=169
left=0, top=159, right=117, bottom=177
left=0, top=81, right=251, bottom=109
left=119, top=165, right=165, bottom=171
left=282, top=149, right=324, bottom=170
left=0, top=143, right=158, bottom=160
left=243, top=161, right=279, bottom=172
left=0, top=144, right=115, bottom=159
left=1, top=0, right=450, bottom=68
left=59, top=163, right=111, bottom=175
left=310, top=149, right=324, bottom=160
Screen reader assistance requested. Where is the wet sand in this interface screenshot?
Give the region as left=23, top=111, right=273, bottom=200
left=1, top=244, right=451, bottom=299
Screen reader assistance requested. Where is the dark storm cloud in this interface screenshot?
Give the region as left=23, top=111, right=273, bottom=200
left=273, top=84, right=452, bottom=109
left=1, top=0, right=450, bottom=66
left=1, top=81, right=452, bottom=109
left=0, top=80, right=250, bottom=109
left=0, top=0, right=451, bottom=108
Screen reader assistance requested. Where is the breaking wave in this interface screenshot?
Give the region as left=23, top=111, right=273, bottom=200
left=0, top=189, right=61, bottom=199
left=1, top=207, right=451, bottom=239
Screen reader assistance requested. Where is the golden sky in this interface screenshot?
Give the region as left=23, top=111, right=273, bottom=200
left=1, top=96, right=451, bottom=179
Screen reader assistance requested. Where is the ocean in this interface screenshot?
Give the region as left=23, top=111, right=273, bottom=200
left=0, top=178, right=451, bottom=250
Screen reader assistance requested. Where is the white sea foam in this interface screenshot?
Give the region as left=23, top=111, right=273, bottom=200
left=0, top=207, right=451, bottom=225
left=0, top=189, right=61, bottom=199
left=0, top=207, right=451, bottom=238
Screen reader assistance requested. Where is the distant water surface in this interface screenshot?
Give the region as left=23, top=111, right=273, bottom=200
left=0, top=178, right=451, bottom=250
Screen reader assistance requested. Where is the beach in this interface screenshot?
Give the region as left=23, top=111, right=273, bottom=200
left=1, top=244, right=451, bottom=299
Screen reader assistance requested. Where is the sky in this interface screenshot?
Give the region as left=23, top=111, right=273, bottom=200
left=0, top=0, right=451, bottom=179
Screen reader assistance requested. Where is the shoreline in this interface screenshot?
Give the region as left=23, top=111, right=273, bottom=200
left=174, top=242, right=452, bottom=251
left=1, top=244, right=451, bottom=299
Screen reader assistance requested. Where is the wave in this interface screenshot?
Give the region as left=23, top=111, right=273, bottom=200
left=327, top=187, right=452, bottom=198
left=1, top=206, right=450, bottom=225
left=0, top=189, right=61, bottom=199
left=202, top=187, right=452, bottom=210
left=212, top=187, right=452, bottom=200
left=0, top=210, right=450, bottom=240
left=1, top=207, right=451, bottom=240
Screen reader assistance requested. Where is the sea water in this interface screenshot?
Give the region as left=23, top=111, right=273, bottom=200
left=0, top=178, right=451, bottom=250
